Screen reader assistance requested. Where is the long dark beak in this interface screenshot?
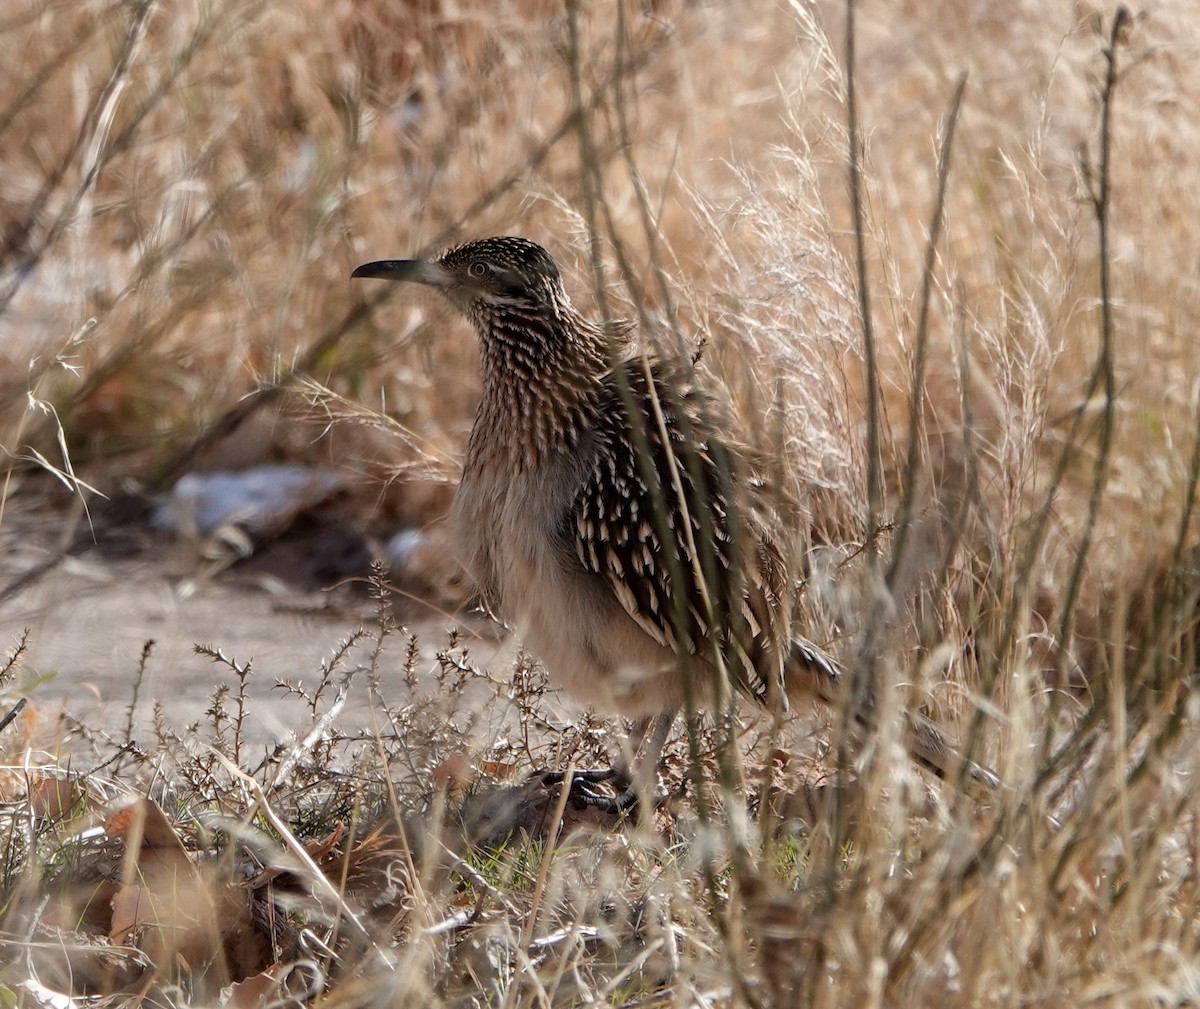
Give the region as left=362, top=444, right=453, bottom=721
left=351, top=259, right=454, bottom=285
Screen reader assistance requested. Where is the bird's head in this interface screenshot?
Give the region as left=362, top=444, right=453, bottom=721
left=352, top=236, right=571, bottom=328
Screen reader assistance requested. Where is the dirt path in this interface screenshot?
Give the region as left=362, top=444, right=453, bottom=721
left=0, top=506, right=507, bottom=752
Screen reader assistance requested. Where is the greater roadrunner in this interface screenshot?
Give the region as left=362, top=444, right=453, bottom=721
left=353, top=236, right=997, bottom=812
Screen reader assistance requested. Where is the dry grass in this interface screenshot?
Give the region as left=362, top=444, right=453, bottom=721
left=3, top=0, right=1200, bottom=1006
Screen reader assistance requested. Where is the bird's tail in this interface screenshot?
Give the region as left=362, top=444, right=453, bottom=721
left=785, top=637, right=1000, bottom=793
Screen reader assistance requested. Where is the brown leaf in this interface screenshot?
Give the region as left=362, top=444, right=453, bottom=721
left=104, top=796, right=187, bottom=852
left=432, top=752, right=474, bottom=789
left=303, top=821, right=344, bottom=860
left=29, top=776, right=85, bottom=821
left=221, top=963, right=291, bottom=1009
left=480, top=759, right=518, bottom=779
left=244, top=821, right=349, bottom=889
left=110, top=883, right=156, bottom=939
left=23, top=921, right=142, bottom=995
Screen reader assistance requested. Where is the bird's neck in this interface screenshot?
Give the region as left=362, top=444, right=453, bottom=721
left=468, top=307, right=611, bottom=472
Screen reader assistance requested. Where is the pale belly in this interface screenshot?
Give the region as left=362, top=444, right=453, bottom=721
left=453, top=462, right=683, bottom=717
left=500, top=548, right=682, bottom=716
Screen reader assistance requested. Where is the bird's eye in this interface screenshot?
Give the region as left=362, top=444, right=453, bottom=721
left=468, top=261, right=489, bottom=279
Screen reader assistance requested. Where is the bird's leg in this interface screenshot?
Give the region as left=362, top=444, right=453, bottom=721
left=621, top=710, right=678, bottom=805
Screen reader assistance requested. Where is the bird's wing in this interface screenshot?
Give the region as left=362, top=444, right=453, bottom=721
left=563, top=359, right=773, bottom=702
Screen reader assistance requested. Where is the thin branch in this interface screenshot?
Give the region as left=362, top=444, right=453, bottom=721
left=845, top=0, right=883, bottom=533
left=0, top=697, right=28, bottom=734
left=1052, top=6, right=1128, bottom=683
left=886, top=72, right=968, bottom=592
left=832, top=0, right=881, bottom=864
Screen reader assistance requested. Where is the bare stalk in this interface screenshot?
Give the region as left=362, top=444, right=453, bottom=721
left=1052, top=6, right=1129, bottom=682
left=830, top=0, right=882, bottom=866
left=885, top=73, right=967, bottom=592
left=845, top=0, right=883, bottom=532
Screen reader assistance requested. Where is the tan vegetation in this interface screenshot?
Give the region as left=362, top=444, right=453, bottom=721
left=2, top=0, right=1199, bottom=1006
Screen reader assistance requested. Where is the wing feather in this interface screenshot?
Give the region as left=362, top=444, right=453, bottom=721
left=562, top=359, right=781, bottom=701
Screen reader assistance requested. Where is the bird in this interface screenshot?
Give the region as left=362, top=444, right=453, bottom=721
left=352, top=236, right=998, bottom=813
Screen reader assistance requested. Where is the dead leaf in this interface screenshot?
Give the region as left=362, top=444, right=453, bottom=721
left=104, top=796, right=187, bottom=852
left=480, top=759, right=517, bottom=779
left=29, top=776, right=85, bottom=821
left=245, top=822, right=345, bottom=889
left=102, top=796, right=232, bottom=982
left=432, top=752, right=474, bottom=789
left=110, top=884, right=156, bottom=940
left=303, top=821, right=344, bottom=860
left=220, top=963, right=292, bottom=1009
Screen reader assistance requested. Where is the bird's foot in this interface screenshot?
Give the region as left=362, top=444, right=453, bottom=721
left=537, top=767, right=631, bottom=813
left=536, top=768, right=686, bottom=816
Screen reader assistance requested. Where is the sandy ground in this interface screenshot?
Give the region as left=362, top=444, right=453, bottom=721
left=0, top=498, right=508, bottom=753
